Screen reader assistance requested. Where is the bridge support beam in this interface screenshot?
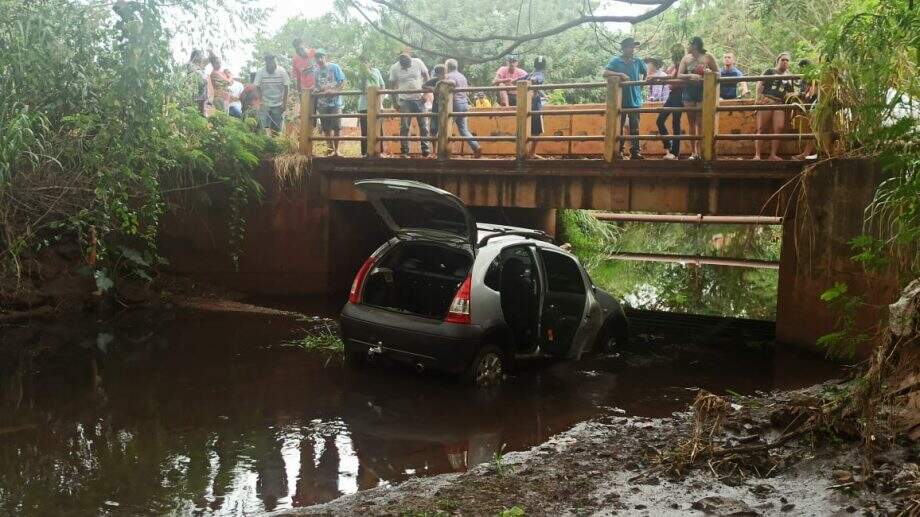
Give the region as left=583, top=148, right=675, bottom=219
left=775, top=159, right=900, bottom=358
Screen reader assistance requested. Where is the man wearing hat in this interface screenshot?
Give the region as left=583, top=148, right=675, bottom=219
left=313, top=49, right=347, bottom=156
left=388, top=49, right=431, bottom=157
left=603, top=37, right=648, bottom=159
left=492, top=55, right=529, bottom=106
left=253, top=53, right=291, bottom=136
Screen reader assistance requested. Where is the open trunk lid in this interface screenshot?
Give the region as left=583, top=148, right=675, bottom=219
left=356, top=179, right=477, bottom=249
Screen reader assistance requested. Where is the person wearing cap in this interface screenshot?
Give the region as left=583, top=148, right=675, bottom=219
left=388, top=50, right=431, bottom=157
left=492, top=55, right=528, bottom=106
left=678, top=36, right=719, bottom=160
left=313, top=49, right=347, bottom=157
left=603, top=37, right=648, bottom=160
left=291, top=38, right=317, bottom=93
left=253, top=53, right=291, bottom=136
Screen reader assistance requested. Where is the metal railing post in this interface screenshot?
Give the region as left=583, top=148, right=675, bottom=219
left=515, top=81, right=531, bottom=159
left=299, top=90, right=314, bottom=158
left=604, top=76, right=622, bottom=163
left=365, top=86, right=380, bottom=157
left=437, top=82, right=453, bottom=159
left=701, top=70, right=718, bottom=160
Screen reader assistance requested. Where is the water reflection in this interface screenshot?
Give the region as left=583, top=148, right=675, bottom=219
left=0, top=310, right=837, bottom=515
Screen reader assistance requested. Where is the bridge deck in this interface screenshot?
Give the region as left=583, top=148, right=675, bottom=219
left=313, top=157, right=803, bottom=215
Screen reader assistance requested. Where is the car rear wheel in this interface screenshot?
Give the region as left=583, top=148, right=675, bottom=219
left=595, top=318, right=629, bottom=354
left=463, top=344, right=504, bottom=385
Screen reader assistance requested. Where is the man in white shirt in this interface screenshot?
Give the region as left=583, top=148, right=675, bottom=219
left=388, top=50, right=431, bottom=157
left=226, top=70, right=244, bottom=118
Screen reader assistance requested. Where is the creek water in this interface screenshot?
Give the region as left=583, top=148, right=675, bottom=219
left=0, top=304, right=840, bottom=515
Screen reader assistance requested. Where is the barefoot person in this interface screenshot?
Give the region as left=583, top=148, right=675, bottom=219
left=754, top=52, right=795, bottom=160
left=678, top=36, right=719, bottom=160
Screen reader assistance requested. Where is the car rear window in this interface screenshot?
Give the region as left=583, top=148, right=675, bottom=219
left=380, top=198, right=468, bottom=235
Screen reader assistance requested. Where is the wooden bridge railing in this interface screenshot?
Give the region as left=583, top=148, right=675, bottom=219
left=299, top=72, right=827, bottom=161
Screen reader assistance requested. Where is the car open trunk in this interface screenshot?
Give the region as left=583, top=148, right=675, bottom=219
left=361, top=241, right=472, bottom=319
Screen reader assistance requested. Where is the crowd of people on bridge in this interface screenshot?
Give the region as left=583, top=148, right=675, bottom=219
left=188, top=35, right=817, bottom=161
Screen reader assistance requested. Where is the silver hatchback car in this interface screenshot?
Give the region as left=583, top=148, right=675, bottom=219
left=340, top=179, right=629, bottom=383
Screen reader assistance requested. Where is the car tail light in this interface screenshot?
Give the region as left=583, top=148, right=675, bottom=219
left=445, top=274, right=472, bottom=324
left=348, top=256, right=376, bottom=304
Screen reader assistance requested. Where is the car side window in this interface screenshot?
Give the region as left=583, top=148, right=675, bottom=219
left=484, top=246, right=538, bottom=292
left=484, top=257, right=502, bottom=291
left=539, top=250, right=585, bottom=294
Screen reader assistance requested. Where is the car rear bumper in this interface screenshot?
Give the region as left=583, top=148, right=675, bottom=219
left=340, top=303, right=483, bottom=373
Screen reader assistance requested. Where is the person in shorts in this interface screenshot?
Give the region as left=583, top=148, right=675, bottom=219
left=253, top=54, right=290, bottom=136
left=677, top=36, right=719, bottom=160
left=313, top=49, right=347, bottom=156
left=754, top=52, right=795, bottom=160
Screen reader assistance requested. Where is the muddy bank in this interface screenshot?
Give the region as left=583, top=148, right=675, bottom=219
left=282, top=383, right=917, bottom=516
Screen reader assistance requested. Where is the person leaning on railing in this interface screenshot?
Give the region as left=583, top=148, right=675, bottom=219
left=657, top=45, right=685, bottom=160
left=313, top=49, right=346, bottom=157
left=603, top=37, right=647, bottom=160
left=754, top=52, right=795, bottom=161
left=389, top=50, right=431, bottom=157
left=677, top=36, right=719, bottom=161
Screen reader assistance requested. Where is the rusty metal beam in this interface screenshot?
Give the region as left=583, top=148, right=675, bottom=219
left=593, top=212, right=782, bottom=225
left=605, top=252, right=779, bottom=269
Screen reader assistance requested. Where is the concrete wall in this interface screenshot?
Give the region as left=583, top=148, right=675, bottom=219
left=377, top=100, right=811, bottom=157
left=159, top=165, right=558, bottom=298
left=775, top=159, right=902, bottom=357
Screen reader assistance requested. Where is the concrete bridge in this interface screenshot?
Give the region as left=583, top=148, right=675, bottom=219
left=160, top=76, right=896, bottom=357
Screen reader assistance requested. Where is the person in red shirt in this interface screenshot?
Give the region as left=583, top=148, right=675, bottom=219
left=291, top=38, right=316, bottom=92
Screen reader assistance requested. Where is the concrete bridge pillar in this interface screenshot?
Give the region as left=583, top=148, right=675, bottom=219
left=775, top=159, right=900, bottom=357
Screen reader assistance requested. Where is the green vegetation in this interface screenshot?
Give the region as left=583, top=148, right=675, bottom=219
left=250, top=2, right=619, bottom=105
left=561, top=210, right=782, bottom=320
left=283, top=319, right=345, bottom=359
left=0, top=0, right=274, bottom=292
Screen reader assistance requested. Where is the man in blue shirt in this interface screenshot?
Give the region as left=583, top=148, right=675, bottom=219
left=603, top=37, right=647, bottom=159
left=314, top=49, right=347, bottom=156
left=719, top=53, right=749, bottom=99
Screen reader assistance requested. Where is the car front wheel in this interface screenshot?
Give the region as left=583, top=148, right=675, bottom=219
left=463, top=344, right=504, bottom=385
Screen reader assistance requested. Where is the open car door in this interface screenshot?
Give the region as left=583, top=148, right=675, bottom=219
left=537, top=249, right=599, bottom=358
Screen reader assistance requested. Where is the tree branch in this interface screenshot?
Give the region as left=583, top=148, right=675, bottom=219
left=347, top=0, right=677, bottom=64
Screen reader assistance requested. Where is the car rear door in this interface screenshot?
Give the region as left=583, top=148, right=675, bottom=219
left=355, top=179, right=477, bottom=250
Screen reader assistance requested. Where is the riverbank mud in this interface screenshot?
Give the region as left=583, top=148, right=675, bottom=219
left=283, top=382, right=917, bottom=516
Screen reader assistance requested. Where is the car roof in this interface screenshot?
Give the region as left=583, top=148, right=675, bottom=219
left=475, top=223, right=569, bottom=254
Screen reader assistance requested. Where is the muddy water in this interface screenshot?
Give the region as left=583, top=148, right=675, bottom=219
left=0, top=307, right=840, bottom=515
